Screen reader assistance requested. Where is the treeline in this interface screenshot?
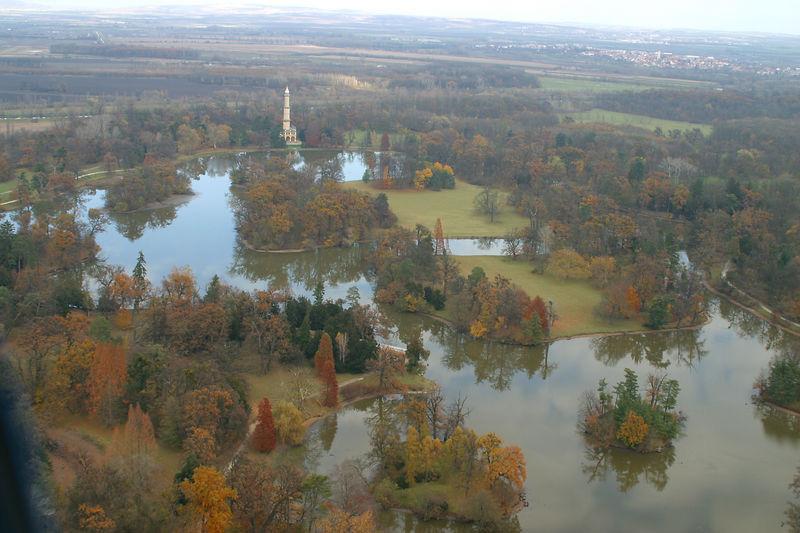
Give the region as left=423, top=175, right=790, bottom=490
left=50, top=43, right=201, bottom=60
left=595, top=88, right=800, bottom=123
left=388, top=64, right=540, bottom=90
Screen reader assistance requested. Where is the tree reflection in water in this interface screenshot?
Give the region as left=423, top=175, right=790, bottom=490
left=582, top=445, right=676, bottom=493
left=228, top=244, right=370, bottom=294
left=754, top=404, right=800, bottom=445
left=591, top=327, right=707, bottom=369
left=718, top=298, right=798, bottom=352
left=440, top=331, right=548, bottom=391
left=109, top=204, right=181, bottom=241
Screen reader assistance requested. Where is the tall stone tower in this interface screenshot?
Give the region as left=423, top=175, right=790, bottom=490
left=280, top=86, right=300, bottom=146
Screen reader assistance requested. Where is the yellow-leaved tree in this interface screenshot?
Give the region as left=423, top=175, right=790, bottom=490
left=180, top=466, right=238, bottom=533
left=617, top=410, right=649, bottom=448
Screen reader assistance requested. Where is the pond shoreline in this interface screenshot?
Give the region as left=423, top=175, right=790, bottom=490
left=420, top=309, right=710, bottom=347
left=106, top=191, right=195, bottom=214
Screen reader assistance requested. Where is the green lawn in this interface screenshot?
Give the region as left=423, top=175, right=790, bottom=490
left=454, top=256, right=641, bottom=338
left=563, top=108, right=712, bottom=135
left=344, top=129, right=405, bottom=149
left=346, top=179, right=529, bottom=238
left=243, top=366, right=358, bottom=410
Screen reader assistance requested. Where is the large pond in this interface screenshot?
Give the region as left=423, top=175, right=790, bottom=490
left=64, top=155, right=800, bottom=531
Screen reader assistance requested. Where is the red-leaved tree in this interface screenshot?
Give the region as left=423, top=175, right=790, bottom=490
left=252, top=397, right=276, bottom=453
left=321, top=358, right=339, bottom=408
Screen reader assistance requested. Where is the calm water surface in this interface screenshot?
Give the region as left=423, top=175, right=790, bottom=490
left=76, top=156, right=800, bottom=532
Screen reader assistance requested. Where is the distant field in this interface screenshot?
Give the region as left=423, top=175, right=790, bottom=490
left=454, top=256, right=641, bottom=338
left=346, top=179, right=529, bottom=238
left=0, top=118, right=58, bottom=135
left=538, top=75, right=708, bottom=93
left=538, top=77, right=653, bottom=93
left=563, top=108, right=712, bottom=135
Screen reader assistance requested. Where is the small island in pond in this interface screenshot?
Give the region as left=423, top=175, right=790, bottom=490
left=580, top=368, right=685, bottom=453
left=367, top=392, right=527, bottom=529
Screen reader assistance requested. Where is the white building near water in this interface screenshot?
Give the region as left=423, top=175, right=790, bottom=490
left=280, top=86, right=301, bottom=146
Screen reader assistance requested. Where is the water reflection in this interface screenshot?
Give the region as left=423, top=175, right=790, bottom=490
left=582, top=445, right=676, bottom=493
left=755, top=404, right=800, bottom=445
left=591, top=327, right=707, bottom=369
left=441, top=334, right=547, bottom=390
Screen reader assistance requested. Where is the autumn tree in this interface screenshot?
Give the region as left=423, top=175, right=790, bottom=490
left=252, top=397, right=277, bottom=453
left=109, top=404, right=156, bottom=457
left=273, top=401, right=305, bottom=446
left=44, top=338, right=95, bottom=414
left=318, top=505, right=375, bottom=533
left=87, top=343, right=127, bottom=425
left=588, top=256, right=616, bottom=288
left=546, top=248, right=590, bottom=280
left=15, top=316, right=67, bottom=396
left=185, top=427, right=217, bottom=464
left=247, top=293, right=293, bottom=373
left=180, top=466, right=238, bottom=533
left=321, top=357, right=339, bottom=408
left=626, top=286, right=641, bottom=314
left=78, top=504, right=116, bottom=531
left=230, top=459, right=304, bottom=531
left=617, top=410, right=649, bottom=448
left=367, top=346, right=406, bottom=391
left=474, top=185, right=500, bottom=222
left=315, top=332, right=334, bottom=378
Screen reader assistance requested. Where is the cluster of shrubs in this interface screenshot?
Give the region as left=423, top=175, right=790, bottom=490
left=580, top=369, right=685, bottom=453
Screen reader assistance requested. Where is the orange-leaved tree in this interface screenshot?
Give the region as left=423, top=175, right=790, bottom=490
left=87, top=343, right=127, bottom=425
left=109, top=403, right=156, bottom=457
left=314, top=332, right=334, bottom=378
left=321, top=357, right=339, bottom=408
left=180, top=466, right=237, bottom=533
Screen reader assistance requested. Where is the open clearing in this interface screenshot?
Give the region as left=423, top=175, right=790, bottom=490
left=563, top=108, right=712, bottom=135
left=346, top=179, right=529, bottom=238
left=454, top=255, right=641, bottom=338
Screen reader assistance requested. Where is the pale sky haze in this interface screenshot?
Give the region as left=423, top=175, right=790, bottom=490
left=18, top=0, right=800, bottom=35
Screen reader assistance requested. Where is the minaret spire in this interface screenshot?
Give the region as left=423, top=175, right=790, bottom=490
left=280, top=85, right=300, bottom=146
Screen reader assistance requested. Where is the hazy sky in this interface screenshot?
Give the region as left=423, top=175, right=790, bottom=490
left=21, top=0, right=800, bottom=35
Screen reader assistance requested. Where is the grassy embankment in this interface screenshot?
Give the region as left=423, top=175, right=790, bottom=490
left=346, top=179, right=529, bottom=238
left=453, top=256, right=641, bottom=338
left=562, top=108, right=712, bottom=135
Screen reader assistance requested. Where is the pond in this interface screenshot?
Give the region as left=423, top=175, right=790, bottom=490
left=289, top=149, right=392, bottom=182
left=71, top=155, right=800, bottom=531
